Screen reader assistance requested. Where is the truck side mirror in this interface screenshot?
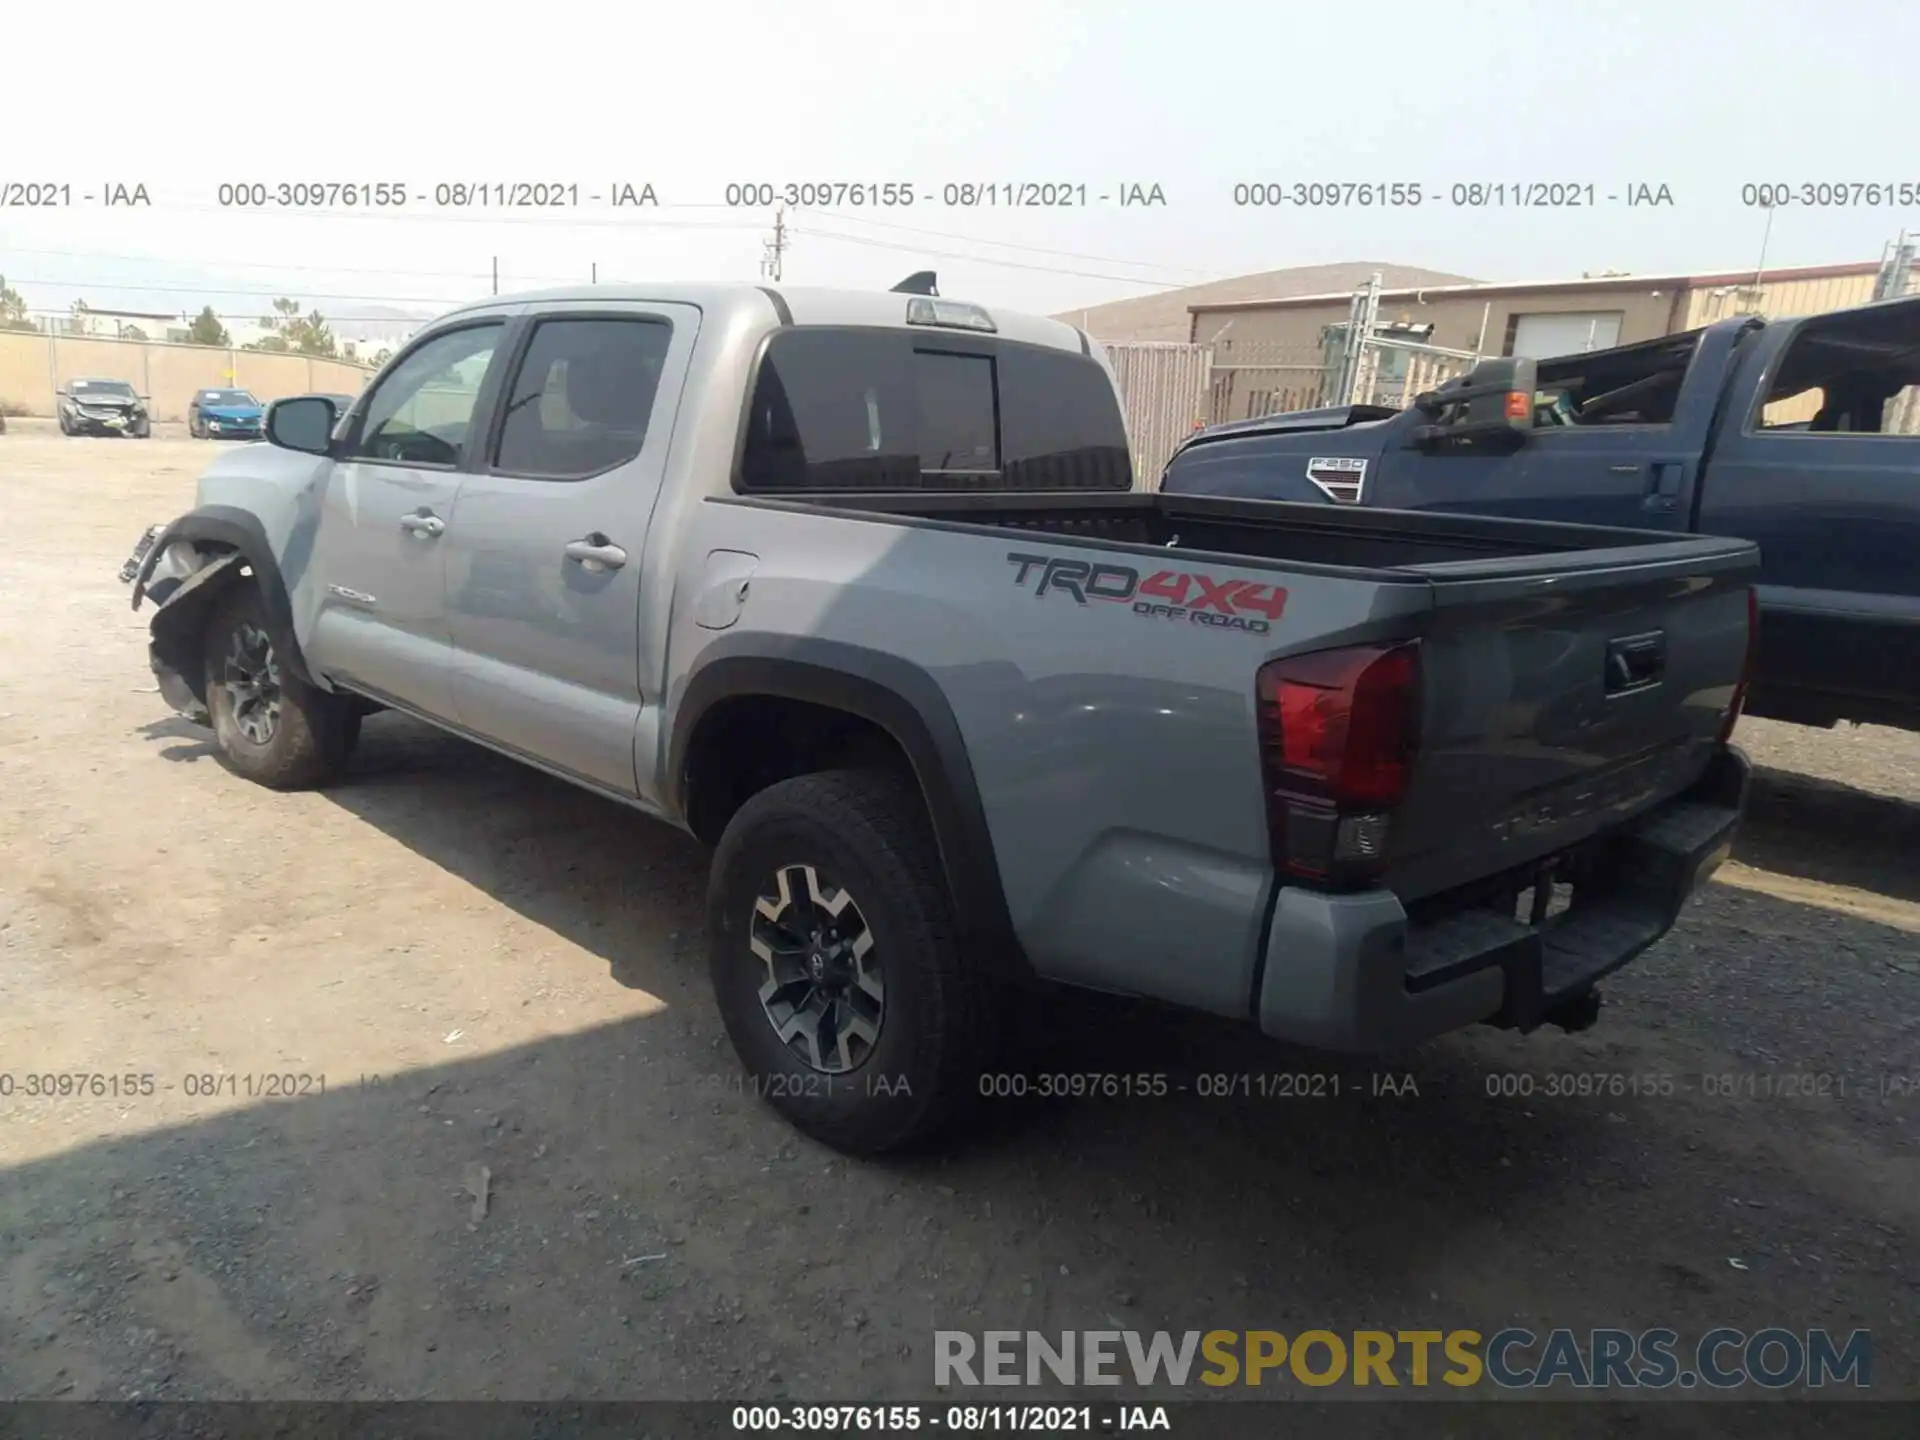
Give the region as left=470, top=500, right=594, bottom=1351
left=264, top=395, right=338, bottom=455
left=1412, top=357, right=1539, bottom=447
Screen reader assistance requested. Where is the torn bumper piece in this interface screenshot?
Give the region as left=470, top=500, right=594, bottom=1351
left=121, top=518, right=240, bottom=727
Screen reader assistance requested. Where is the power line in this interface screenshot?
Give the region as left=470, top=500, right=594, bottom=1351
left=786, top=225, right=1181, bottom=287
left=8, top=276, right=479, bottom=305
left=803, top=209, right=1218, bottom=276
left=1, top=245, right=584, bottom=284
left=163, top=204, right=768, bottom=232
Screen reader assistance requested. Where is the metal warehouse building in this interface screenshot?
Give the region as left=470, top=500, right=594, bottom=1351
left=1182, top=260, right=1889, bottom=358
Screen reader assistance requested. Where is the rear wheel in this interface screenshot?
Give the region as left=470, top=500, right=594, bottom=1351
left=707, top=769, right=993, bottom=1154
left=202, top=583, right=360, bottom=790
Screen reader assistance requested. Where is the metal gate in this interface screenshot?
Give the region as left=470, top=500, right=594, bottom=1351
left=1100, top=341, right=1212, bottom=485
left=1100, top=275, right=1484, bottom=483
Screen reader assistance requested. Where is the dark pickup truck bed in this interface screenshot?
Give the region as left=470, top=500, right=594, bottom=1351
left=1161, top=294, right=1920, bottom=733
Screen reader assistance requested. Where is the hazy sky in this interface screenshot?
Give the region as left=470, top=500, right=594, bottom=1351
left=3, top=0, right=1916, bottom=328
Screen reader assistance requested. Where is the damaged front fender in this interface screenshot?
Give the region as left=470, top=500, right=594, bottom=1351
left=125, top=506, right=323, bottom=729
left=147, top=550, right=249, bottom=725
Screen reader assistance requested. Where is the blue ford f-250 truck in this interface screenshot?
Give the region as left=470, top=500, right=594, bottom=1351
left=1163, top=294, right=1920, bottom=733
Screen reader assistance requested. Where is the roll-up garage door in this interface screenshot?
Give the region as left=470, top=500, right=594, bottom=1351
left=1510, top=311, right=1625, bottom=359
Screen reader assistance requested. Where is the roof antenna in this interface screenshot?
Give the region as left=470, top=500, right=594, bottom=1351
left=890, top=271, right=938, bottom=296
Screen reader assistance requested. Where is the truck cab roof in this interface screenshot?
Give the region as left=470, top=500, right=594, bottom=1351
left=435, top=282, right=1095, bottom=357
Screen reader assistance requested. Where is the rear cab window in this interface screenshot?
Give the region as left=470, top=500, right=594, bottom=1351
left=736, top=326, right=1131, bottom=493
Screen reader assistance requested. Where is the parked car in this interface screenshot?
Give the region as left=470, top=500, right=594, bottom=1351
left=187, top=387, right=265, bottom=440
left=1161, top=294, right=1920, bottom=735
left=122, top=279, right=1757, bottom=1154
left=58, top=378, right=151, bottom=437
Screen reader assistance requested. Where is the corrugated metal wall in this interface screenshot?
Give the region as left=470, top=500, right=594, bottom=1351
left=1101, top=341, right=1212, bottom=485
left=1679, top=272, right=1882, bottom=327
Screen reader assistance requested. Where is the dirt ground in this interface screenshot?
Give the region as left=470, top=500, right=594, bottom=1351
left=0, top=423, right=1915, bottom=1423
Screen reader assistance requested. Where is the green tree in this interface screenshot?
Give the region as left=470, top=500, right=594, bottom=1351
left=121, top=324, right=148, bottom=342
left=246, top=296, right=335, bottom=356
left=69, top=298, right=93, bottom=337
left=0, top=274, right=37, bottom=332
left=185, top=306, right=231, bottom=347
left=290, top=309, right=338, bottom=358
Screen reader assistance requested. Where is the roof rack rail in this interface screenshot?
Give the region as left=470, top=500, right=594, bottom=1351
left=890, top=271, right=938, bottom=296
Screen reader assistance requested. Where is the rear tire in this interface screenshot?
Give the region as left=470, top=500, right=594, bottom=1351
left=707, top=768, right=993, bottom=1155
left=202, top=582, right=360, bottom=790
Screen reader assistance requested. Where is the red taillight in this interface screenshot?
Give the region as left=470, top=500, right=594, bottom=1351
left=1257, top=642, right=1420, bottom=886
left=1720, top=587, right=1760, bottom=743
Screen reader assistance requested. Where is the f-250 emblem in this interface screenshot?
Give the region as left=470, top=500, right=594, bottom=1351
left=1006, top=552, right=1285, bottom=634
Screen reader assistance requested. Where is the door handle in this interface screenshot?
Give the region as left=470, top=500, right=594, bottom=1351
left=400, top=512, right=445, bottom=537
left=1643, top=461, right=1686, bottom=512
left=564, top=535, right=628, bottom=571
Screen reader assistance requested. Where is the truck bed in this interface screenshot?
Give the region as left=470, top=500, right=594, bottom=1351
left=796, top=490, right=1753, bottom=577
left=724, top=489, right=1758, bottom=909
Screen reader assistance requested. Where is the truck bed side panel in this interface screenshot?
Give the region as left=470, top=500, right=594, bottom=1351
left=665, top=501, right=1433, bottom=1017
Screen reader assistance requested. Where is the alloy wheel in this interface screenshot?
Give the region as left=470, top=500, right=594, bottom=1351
left=749, top=864, right=884, bottom=1074
left=221, top=622, right=283, bottom=745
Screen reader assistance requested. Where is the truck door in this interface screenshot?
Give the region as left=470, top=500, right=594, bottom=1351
left=1368, top=328, right=1739, bottom=531
left=441, top=303, right=701, bottom=797
left=1694, top=302, right=1920, bottom=720
left=304, top=319, right=510, bottom=719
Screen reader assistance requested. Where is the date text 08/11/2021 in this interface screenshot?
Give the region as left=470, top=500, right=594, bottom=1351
left=731, top=1404, right=1169, bottom=1433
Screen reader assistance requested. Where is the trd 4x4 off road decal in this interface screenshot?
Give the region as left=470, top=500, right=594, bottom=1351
left=1006, top=552, right=1285, bottom=634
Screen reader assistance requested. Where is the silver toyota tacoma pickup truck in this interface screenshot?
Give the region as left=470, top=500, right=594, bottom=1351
left=122, top=278, right=1759, bottom=1154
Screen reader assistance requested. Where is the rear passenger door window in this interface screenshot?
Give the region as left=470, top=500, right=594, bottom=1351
left=492, top=317, right=675, bottom=478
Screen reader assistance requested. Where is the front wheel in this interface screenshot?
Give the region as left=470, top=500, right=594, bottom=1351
left=202, top=583, right=361, bottom=790
left=707, top=769, right=994, bottom=1155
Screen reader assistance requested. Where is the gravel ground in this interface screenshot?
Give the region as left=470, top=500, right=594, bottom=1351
left=0, top=426, right=1914, bottom=1426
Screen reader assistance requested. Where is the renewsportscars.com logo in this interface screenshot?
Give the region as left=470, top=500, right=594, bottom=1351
left=934, top=1327, right=1873, bottom=1391
left=1007, top=551, right=1286, bottom=635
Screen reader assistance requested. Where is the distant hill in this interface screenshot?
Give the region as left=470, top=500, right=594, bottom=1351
left=1054, top=262, right=1480, bottom=343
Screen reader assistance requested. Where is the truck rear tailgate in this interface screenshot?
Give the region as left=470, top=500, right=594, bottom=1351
left=1388, top=535, right=1758, bottom=902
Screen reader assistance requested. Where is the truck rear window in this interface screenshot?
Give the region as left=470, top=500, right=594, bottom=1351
left=737, top=326, right=1130, bottom=493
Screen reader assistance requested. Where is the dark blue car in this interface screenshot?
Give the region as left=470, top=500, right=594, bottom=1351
left=188, top=387, right=265, bottom=440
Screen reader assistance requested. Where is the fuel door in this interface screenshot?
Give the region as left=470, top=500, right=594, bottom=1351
left=693, top=549, right=759, bottom=630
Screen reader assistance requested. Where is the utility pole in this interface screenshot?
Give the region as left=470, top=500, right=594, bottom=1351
left=761, top=207, right=787, bottom=283
left=591, top=262, right=598, bottom=285
left=492, top=257, right=499, bottom=296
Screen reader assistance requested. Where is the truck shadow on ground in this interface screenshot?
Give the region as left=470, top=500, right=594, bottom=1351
left=4, top=895, right=1913, bottom=1409
left=1734, top=764, right=1920, bottom=906
left=23, top=712, right=1914, bottom=1405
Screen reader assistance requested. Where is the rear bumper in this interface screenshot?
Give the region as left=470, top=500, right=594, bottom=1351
left=1255, top=745, right=1749, bottom=1051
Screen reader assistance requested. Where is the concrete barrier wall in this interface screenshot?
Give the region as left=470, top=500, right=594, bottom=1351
left=0, top=331, right=374, bottom=422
